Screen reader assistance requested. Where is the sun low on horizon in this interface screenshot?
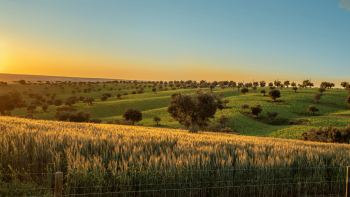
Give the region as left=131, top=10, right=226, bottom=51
left=0, top=0, right=349, bottom=85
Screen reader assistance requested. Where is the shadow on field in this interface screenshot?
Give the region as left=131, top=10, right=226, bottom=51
left=265, top=100, right=290, bottom=105
left=240, top=111, right=311, bottom=126
left=299, top=100, right=347, bottom=109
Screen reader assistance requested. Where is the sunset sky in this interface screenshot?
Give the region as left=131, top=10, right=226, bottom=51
left=0, top=0, right=349, bottom=86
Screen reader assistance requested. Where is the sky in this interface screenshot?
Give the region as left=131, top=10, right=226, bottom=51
left=0, top=0, right=349, bottom=86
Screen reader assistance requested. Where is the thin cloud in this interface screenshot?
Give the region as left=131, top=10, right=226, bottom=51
left=338, top=0, right=350, bottom=11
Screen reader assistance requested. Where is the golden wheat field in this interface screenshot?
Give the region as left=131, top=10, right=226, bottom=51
left=1, top=116, right=349, bottom=196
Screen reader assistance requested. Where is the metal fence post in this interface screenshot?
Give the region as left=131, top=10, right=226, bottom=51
left=54, top=171, right=63, bottom=197
left=347, top=166, right=350, bottom=197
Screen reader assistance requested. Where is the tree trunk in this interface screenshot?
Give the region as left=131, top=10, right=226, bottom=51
left=189, top=121, right=198, bottom=133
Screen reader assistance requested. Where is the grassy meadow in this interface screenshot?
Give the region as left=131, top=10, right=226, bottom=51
left=0, top=116, right=349, bottom=196
left=1, top=82, right=349, bottom=139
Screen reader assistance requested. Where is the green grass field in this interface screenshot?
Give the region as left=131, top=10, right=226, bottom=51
left=1, top=83, right=349, bottom=140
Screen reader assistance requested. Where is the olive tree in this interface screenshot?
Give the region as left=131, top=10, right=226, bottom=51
left=122, top=108, right=142, bottom=125
left=167, top=90, right=223, bottom=133
left=318, top=87, right=326, bottom=95
left=240, top=87, right=249, bottom=95
left=218, top=115, right=229, bottom=128
left=260, top=89, right=266, bottom=96
left=313, top=94, right=322, bottom=103
left=154, top=116, right=161, bottom=126
left=307, top=105, right=319, bottom=116
left=292, top=87, right=298, bottom=93
left=250, top=104, right=262, bottom=117
left=241, top=104, right=249, bottom=113
left=269, top=89, right=281, bottom=102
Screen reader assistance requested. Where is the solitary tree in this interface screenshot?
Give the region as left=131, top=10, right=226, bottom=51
left=209, top=84, right=215, bottom=91
left=274, top=80, right=281, bottom=87
left=27, top=105, right=36, bottom=113
left=260, top=89, right=266, bottom=96
left=340, top=82, right=348, bottom=89
left=291, top=82, right=296, bottom=87
left=284, top=81, right=290, bottom=88
left=222, top=99, right=229, bottom=108
left=241, top=104, right=249, bottom=113
left=53, top=98, right=63, bottom=106
left=260, top=81, right=266, bottom=87
left=152, top=88, right=157, bottom=94
left=122, top=108, right=142, bottom=125
left=307, top=105, right=319, bottom=116
left=250, top=105, right=262, bottom=117
left=101, top=95, right=108, bottom=101
left=269, top=89, right=281, bottom=102
left=313, top=94, right=322, bottom=103
left=218, top=115, right=229, bottom=128
left=318, top=87, right=326, bottom=95
left=42, top=103, right=48, bottom=112
left=18, top=79, right=26, bottom=85
left=240, top=87, right=249, bottom=95
left=167, top=90, right=223, bottom=133
left=251, top=86, right=257, bottom=93
left=292, top=87, right=298, bottom=93
left=154, top=116, right=161, bottom=126
left=219, top=82, right=226, bottom=90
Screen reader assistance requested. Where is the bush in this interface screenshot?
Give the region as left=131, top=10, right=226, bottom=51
left=103, top=93, right=112, bottom=97
left=115, top=118, right=133, bottom=125
left=68, top=110, right=90, bottom=122
left=131, top=91, right=136, bottom=94
left=302, top=124, right=350, bottom=144
left=117, top=94, right=122, bottom=99
left=55, top=106, right=77, bottom=121
left=123, top=93, right=128, bottom=96
left=19, top=114, right=37, bottom=119
left=220, top=127, right=235, bottom=133
left=90, top=117, right=102, bottom=124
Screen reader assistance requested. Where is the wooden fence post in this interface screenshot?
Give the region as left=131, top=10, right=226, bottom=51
left=54, top=171, right=63, bottom=197
left=347, top=166, right=350, bottom=197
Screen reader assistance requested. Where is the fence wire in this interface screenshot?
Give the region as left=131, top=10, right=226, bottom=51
left=1, top=167, right=348, bottom=197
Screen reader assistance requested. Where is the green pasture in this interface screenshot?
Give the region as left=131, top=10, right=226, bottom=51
left=2, top=83, right=350, bottom=140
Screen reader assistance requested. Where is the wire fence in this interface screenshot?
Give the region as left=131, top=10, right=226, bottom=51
left=1, top=166, right=349, bottom=197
